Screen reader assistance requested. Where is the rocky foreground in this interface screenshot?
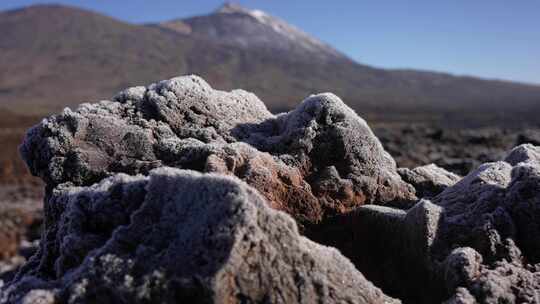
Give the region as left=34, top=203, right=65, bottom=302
left=1, top=75, right=539, bottom=303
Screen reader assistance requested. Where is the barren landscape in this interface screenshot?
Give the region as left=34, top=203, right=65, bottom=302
left=1, top=2, right=539, bottom=304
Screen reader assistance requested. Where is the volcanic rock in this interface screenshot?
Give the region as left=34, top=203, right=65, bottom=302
left=14, top=74, right=540, bottom=303
left=310, top=144, right=540, bottom=303
left=398, top=164, right=461, bottom=198
left=19, top=75, right=415, bottom=228
left=1, top=168, right=398, bottom=304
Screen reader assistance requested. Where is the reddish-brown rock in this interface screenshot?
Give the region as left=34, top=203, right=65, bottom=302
left=20, top=75, right=416, bottom=228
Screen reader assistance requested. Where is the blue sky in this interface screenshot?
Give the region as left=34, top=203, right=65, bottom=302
left=2, top=0, right=539, bottom=84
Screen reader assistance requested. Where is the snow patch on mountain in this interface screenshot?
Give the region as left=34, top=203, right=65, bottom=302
left=215, top=2, right=335, bottom=53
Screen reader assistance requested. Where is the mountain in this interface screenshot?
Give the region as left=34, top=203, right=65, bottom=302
left=0, top=4, right=194, bottom=114
left=1, top=3, right=540, bottom=126
left=161, top=3, right=346, bottom=62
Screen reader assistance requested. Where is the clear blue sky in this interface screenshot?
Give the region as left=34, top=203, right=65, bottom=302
left=2, top=0, right=539, bottom=84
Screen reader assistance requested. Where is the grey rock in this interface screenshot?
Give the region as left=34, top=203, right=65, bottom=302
left=1, top=168, right=398, bottom=304
left=430, top=145, right=540, bottom=303
left=20, top=75, right=415, bottom=228
left=17, top=75, right=540, bottom=303
left=503, top=143, right=540, bottom=166
left=443, top=288, right=477, bottom=304
left=443, top=248, right=483, bottom=292
left=465, top=252, right=540, bottom=304
left=20, top=290, right=55, bottom=304
left=310, top=144, right=540, bottom=303
left=433, top=145, right=540, bottom=263
left=306, top=200, right=444, bottom=303
left=398, top=164, right=461, bottom=198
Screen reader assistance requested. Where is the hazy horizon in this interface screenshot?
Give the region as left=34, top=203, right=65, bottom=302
left=1, top=0, right=539, bottom=85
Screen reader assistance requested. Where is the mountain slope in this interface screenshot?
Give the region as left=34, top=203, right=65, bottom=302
left=0, top=4, right=196, bottom=113
left=155, top=3, right=540, bottom=124
left=162, top=3, right=346, bottom=62
left=1, top=3, right=539, bottom=126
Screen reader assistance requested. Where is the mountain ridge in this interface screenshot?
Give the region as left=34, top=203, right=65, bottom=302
left=160, top=2, right=347, bottom=62
left=1, top=3, right=539, bottom=126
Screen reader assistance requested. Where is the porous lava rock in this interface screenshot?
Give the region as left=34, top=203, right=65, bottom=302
left=19, top=75, right=415, bottom=228
left=310, top=144, right=540, bottom=303
left=16, top=74, right=540, bottom=303
left=1, top=168, right=398, bottom=304
left=398, top=164, right=461, bottom=198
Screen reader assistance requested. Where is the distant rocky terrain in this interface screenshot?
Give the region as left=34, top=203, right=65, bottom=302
left=375, top=125, right=540, bottom=176
left=1, top=76, right=539, bottom=303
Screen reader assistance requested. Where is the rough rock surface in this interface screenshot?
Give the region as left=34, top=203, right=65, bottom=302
left=398, top=164, right=461, bottom=198
left=20, top=75, right=415, bottom=228
left=310, top=144, right=540, bottom=303
left=1, top=168, right=398, bottom=304
left=9, top=75, right=540, bottom=303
